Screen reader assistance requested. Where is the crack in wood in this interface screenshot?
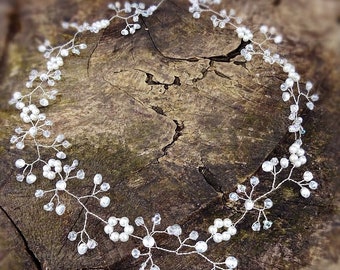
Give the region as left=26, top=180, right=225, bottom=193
left=198, top=166, right=223, bottom=193
left=0, top=205, right=42, bottom=270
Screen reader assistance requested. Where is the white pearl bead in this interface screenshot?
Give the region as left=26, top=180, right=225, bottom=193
left=142, top=235, right=155, bottom=248
left=300, top=187, right=311, bottom=198
left=195, top=241, right=208, bottom=253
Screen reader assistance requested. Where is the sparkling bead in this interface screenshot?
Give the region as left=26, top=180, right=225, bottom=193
left=189, top=230, right=199, bottom=240
left=56, top=151, right=66, bottom=159
left=300, top=187, right=311, bottom=198
left=195, top=241, right=208, bottom=253
left=167, top=224, right=182, bottom=236
left=262, top=161, right=273, bottom=172
left=68, top=231, right=77, bottom=241
left=151, top=213, right=161, bottom=225
left=16, top=174, right=24, bottom=182
left=76, top=170, right=85, bottom=179
left=229, top=192, right=239, bottom=201
left=264, top=198, right=273, bottom=209
left=225, top=257, right=238, bottom=268
left=135, top=216, right=144, bottom=226
left=244, top=199, right=254, bottom=211
left=77, top=242, right=88, bottom=255
left=309, top=181, right=318, bottom=190
left=43, top=202, right=54, bottom=211
left=35, top=189, right=44, bottom=198
left=131, top=248, right=140, bottom=258
left=93, top=174, right=102, bottom=185
left=100, top=196, right=110, bottom=207
left=237, top=184, right=246, bottom=193
left=100, top=182, right=110, bottom=191
left=252, top=221, right=261, bottom=231
left=303, top=171, right=313, bottom=181
left=250, top=176, right=259, bottom=186
left=263, top=220, right=273, bottom=230
left=55, top=204, right=66, bottom=215
left=87, top=239, right=97, bottom=249
left=142, top=235, right=155, bottom=248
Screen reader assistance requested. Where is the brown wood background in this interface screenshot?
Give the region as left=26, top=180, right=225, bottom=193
left=0, top=0, right=339, bottom=269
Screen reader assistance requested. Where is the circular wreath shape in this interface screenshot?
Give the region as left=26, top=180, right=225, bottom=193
left=7, top=0, right=320, bottom=269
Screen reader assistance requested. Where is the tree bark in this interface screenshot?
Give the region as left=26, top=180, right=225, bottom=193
left=0, top=0, right=339, bottom=269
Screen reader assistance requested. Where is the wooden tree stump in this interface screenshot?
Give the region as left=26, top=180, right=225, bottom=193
left=0, top=0, right=339, bottom=269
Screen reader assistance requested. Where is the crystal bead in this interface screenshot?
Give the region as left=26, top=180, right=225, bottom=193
left=67, top=231, right=77, bottom=241
left=229, top=192, right=239, bottom=201
left=35, top=189, right=44, bottom=198
left=263, top=198, right=273, bottom=209
left=100, top=182, right=110, bottom=191
left=135, top=217, right=144, bottom=226
left=55, top=204, right=66, bottom=215
left=252, top=221, right=261, bottom=231
left=131, top=248, right=140, bottom=258
left=167, top=224, right=182, bottom=236
left=151, top=213, right=161, bottom=225
left=76, top=170, right=85, bottom=179
left=189, top=230, right=199, bottom=240
left=237, top=184, right=246, bottom=193
left=87, top=239, right=97, bottom=249
left=263, top=220, right=273, bottom=230
left=309, top=181, right=318, bottom=190
left=43, top=202, right=54, bottom=211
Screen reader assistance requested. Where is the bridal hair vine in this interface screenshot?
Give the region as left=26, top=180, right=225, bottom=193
left=8, top=0, right=320, bottom=269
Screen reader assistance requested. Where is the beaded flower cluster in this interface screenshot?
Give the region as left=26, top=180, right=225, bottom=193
left=9, top=0, right=319, bottom=269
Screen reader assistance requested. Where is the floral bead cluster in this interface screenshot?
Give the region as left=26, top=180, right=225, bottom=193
left=8, top=0, right=319, bottom=269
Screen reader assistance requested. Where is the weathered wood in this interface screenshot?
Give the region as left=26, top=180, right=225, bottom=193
left=0, top=0, right=339, bottom=269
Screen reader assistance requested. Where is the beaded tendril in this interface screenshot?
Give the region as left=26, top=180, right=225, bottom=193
left=9, top=0, right=319, bottom=269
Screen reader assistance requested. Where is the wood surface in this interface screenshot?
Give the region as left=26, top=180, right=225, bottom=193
left=0, top=0, right=339, bottom=269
